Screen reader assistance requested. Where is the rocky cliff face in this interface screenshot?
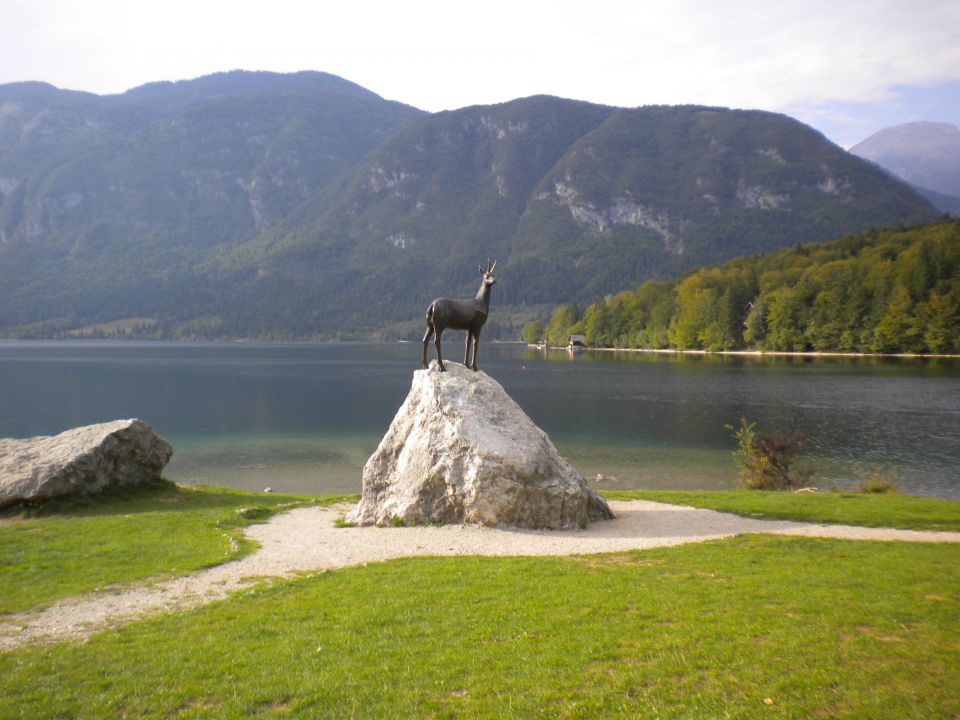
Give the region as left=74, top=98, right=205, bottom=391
left=0, top=72, right=424, bottom=246
left=348, top=362, right=614, bottom=530
left=218, top=101, right=940, bottom=333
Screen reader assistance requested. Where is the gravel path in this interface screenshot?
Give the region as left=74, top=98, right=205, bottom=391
left=3, top=499, right=959, bottom=650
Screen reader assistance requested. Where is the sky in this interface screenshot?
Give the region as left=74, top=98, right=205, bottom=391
left=2, top=0, right=959, bottom=148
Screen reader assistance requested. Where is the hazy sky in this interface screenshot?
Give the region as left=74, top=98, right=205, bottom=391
left=3, top=0, right=959, bottom=147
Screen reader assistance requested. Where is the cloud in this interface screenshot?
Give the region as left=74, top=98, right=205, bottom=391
left=788, top=79, right=960, bottom=148
left=1, top=0, right=958, bottom=136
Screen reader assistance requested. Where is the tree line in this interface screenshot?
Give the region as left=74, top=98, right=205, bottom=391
left=527, top=220, right=960, bottom=354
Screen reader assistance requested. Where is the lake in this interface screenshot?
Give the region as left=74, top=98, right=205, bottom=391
left=1, top=341, right=958, bottom=498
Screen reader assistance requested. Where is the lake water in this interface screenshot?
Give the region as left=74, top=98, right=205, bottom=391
left=1, top=341, right=958, bottom=498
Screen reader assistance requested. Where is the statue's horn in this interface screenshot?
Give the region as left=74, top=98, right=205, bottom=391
left=490, top=259, right=497, bottom=273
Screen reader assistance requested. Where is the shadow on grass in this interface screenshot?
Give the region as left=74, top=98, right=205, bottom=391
left=0, top=479, right=357, bottom=521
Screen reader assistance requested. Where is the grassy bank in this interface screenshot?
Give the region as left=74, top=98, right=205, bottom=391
left=0, top=482, right=354, bottom=614
left=2, top=536, right=958, bottom=718
left=2, top=486, right=959, bottom=718
left=605, top=490, right=960, bottom=532
left=3, top=486, right=958, bottom=617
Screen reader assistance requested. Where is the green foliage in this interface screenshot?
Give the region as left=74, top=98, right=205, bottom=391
left=742, top=296, right=767, bottom=345
left=544, top=303, right=583, bottom=345
left=550, top=220, right=960, bottom=353
left=521, top=320, right=544, bottom=344
left=727, top=418, right=813, bottom=490
left=857, top=468, right=902, bottom=495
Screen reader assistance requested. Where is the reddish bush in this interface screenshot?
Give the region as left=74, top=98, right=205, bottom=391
left=727, top=418, right=813, bottom=490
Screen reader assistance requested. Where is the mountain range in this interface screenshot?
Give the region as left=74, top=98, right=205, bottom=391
left=850, top=121, right=960, bottom=215
left=0, top=71, right=941, bottom=339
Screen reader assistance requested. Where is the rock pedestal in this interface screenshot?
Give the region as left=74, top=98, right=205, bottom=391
left=347, top=362, right=613, bottom=529
left=0, top=419, right=173, bottom=507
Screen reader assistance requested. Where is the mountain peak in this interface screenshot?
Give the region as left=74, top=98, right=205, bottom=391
left=850, top=121, right=960, bottom=198
left=853, top=121, right=960, bottom=156
left=109, top=69, right=400, bottom=114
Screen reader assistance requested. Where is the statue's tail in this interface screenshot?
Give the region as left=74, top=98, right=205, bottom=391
left=425, top=301, right=435, bottom=324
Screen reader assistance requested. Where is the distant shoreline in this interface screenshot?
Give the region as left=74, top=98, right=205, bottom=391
left=1, top=337, right=957, bottom=359
left=530, top=344, right=960, bottom=360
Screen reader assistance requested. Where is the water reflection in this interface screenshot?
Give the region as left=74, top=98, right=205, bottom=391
left=1, top=341, right=958, bottom=498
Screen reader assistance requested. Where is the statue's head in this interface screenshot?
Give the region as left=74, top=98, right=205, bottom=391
left=479, top=259, right=497, bottom=286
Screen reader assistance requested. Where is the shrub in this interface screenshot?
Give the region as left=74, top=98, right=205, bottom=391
left=857, top=468, right=901, bottom=494
left=522, top=320, right=544, bottom=344
left=727, top=418, right=813, bottom=490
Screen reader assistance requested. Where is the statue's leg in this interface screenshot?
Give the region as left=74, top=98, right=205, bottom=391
left=464, top=333, right=472, bottom=366
left=435, top=329, right=445, bottom=371
left=471, top=333, right=479, bottom=371
left=422, top=325, right=433, bottom=368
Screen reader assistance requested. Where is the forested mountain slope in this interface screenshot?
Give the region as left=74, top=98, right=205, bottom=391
left=0, top=72, right=940, bottom=339
left=0, top=71, right=425, bottom=335
left=540, top=220, right=960, bottom=354
left=204, top=99, right=938, bottom=338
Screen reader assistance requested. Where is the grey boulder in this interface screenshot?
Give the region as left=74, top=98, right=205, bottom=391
left=0, top=419, right=173, bottom=507
left=347, top=362, right=614, bottom=529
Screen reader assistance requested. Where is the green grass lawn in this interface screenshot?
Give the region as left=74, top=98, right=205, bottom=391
left=606, top=490, right=960, bottom=532
left=2, top=486, right=960, bottom=718
left=0, top=482, right=354, bottom=614
left=2, top=536, right=958, bottom=719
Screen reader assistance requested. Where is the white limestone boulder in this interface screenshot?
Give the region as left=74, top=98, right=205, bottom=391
left=0, top=419, right=173, bottom=507
left=347, top=362, right=614, bottom=529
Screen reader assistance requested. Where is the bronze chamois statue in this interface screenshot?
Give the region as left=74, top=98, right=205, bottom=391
left=422, top=260, right=497, bottom=372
